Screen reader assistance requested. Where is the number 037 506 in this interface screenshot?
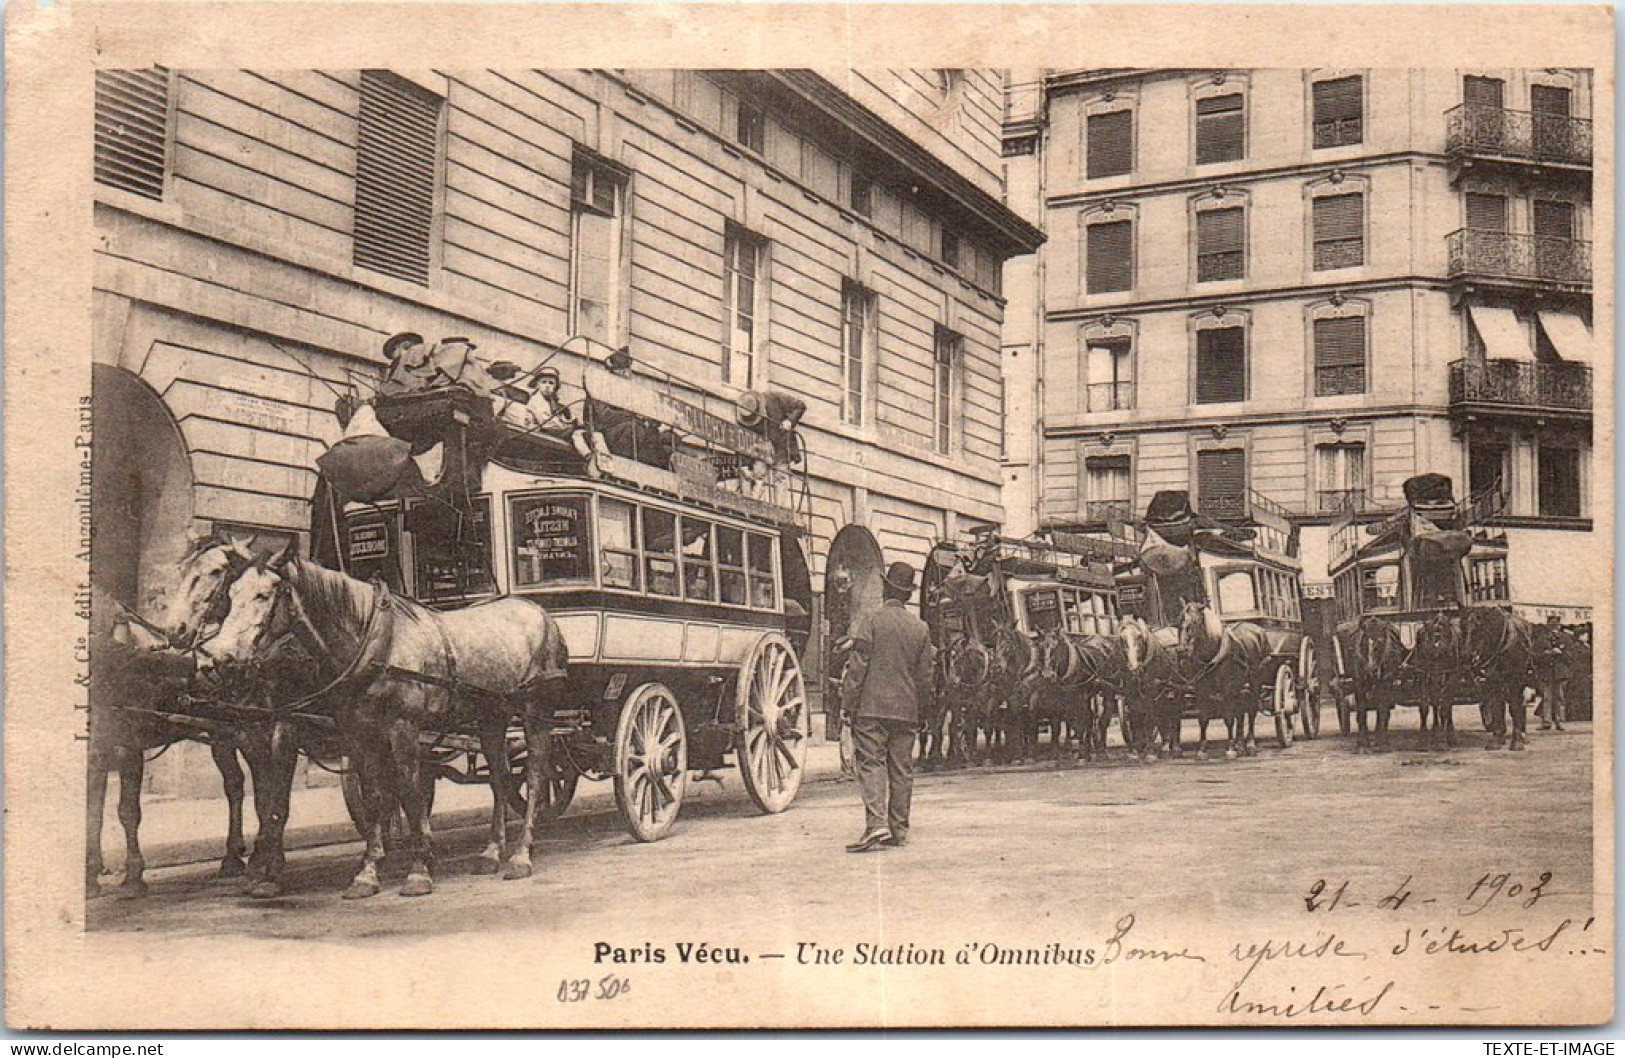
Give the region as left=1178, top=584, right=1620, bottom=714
left=557, top=976, right=632, bottom=1003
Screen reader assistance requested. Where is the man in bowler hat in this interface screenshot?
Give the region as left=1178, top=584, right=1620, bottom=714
left=839, top=560, right=934, bottom=852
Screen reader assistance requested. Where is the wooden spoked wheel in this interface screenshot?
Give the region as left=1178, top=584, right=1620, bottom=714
left=613, top=683, right=688, bottom=842
left=1298, top=638, right=1322, bottom=740
left=1273, top=664, right=1298, bottom=749
left=506, top=736, right=580, bottom=824
left=736, top=632, right=810, bottom=814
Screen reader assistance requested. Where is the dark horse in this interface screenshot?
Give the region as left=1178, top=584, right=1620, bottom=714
left=1460, top=607, right=1537, bottom=751
left=201, top=547, right=570, bottom=897
left=1336, top=617, right=1407, bottom=752
left=1118, top=617, right=1183, bottom=762
left=87, top=537, right=256, bottom=898
left=1034, top=626, right=1127, bottom=761
left=1177, top=602, right=1272, bottom=760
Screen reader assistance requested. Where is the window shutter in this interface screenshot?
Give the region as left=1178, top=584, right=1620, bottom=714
left=1087, top=110, right=1133, bottom=178
left=1195, top=93, right=1244, bottom=164
left=1312, top=76, right=1363, bottom=147
left=354, top=71, right=443, bottom=285
left=1196, top=326, right=1246, bottom=403
left=1532, top=199, right=1575, bottom=240
left=1314, top=316, right=1366, bottom=395
left=1197, top=449, right=1247, bottom=517
left=1531, top=85, right=1572, bottom=117
left=1087, top=220, right=1133, bottom=294
left=1463, top=75, right=1505, bottom=109
left=1313, top=193, right=1364, bottom=269
left=94, top=69, right=171, bottom=200
left=1465, top=192, right=1508, bottom=232
left=1196, top=207, right=1245, bottom=281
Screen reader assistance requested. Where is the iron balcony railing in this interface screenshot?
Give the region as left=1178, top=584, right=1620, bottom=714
left=1086, top=381, right=1135, bottom=413
left=1080, top=499, right=1133, bottom=525
left=1317, top=489, right=1368, bottom=514
left=1449, top=358, right=1592, bottom=413
left=1445, top=104, right=1593, bottom=167
left=1446, top=229, right=1591, bottom=287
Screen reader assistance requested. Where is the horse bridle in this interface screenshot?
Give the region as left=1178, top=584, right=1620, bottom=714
left=111, top=558, right=240, bottom=654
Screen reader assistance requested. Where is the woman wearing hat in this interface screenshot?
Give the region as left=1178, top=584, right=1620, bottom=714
left=838, top=560, right=935, bottom=852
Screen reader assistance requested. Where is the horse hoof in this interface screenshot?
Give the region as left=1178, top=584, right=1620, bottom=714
left=342, top=881, right=381, bottom=900
left=116, top=880, right=149, bottom=900
left=470, top=856, right=501, bottom=876
left=217, top=857, right=248, bottom=880
left=247, top=880, right=283, bottom=899
left=86, top=881, right=105, bottom=900
left=1225, top=749, right=1239, bottom=761
left=399, top=874, right=435, bottom=898
left=501, top=861, right=533, bottom=881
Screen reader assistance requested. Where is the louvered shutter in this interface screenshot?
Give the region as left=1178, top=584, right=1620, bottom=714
left=1197, top=449, right=1247, bottom=519
left=1312, top=76, right=1363, bottom=148
left=1196, top=207, right=1245, bottom=281
left=1195, top=326, right=1246, bottom=403
left=1314, top=316, right=1367, bottom=396
left=1532, top=199, right=1575, bottom=240
left=354, top=71, right=443, bottom=285
left=1087, top=110, right=1133, bottom=178
left=1465, top=192, right=1508, bottom=232
left=1531, top=85, right=1572, bottom=117
left=1195, top=93, right=1244, bottom=164
left=1087, top=220, right=1133, bottom=293
left=94, top=69, right=171, bottom=200
left=1312, top=193, right=1364, bottom=270
left=1463, top=76, right=1505, bottom=109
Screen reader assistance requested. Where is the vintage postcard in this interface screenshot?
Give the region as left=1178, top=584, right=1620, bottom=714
left=4, top=2, right=1613, bottom=1030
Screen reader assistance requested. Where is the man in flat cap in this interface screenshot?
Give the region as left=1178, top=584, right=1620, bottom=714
left=839, top=559, right=934, bottom=852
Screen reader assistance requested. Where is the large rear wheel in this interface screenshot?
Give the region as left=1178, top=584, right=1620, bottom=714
left=1273, top=665, right=1298, bottom=749
left=1298, top=638, right=1322, bottom=739
left=736, top=632, right=810, bottom=814
left=613, top=683, right=688, bottom=842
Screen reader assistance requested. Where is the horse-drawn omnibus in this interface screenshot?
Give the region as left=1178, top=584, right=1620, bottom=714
left=317, top=360, right=817, bottom=844
left=1114, top=490, right=1321, bottom=749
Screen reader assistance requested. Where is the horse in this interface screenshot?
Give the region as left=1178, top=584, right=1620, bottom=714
left=941, top=636, right=995, bottom=766
left=1411, top=611, right=1464, bottom=749
left=200, top=547, right=570, bottom=898
left=1176, top=602, right=1271, bottom=760
left=1458, top=607, right=1536, bottom=751
left=1336, top=617, right=1406, bottom=752
left=86, top=536, right=256, bottom=898
left=989, top=625, right=1041, bottom=763
left=1118, top=616, right=1183, bottom=762
left=1034, top=626, right=1127, bottom=762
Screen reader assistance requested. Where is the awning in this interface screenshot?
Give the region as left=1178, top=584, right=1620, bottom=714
left=1537, top=310, right=1593, bottom=363
left=1467, top=305, right=1533, bottom=361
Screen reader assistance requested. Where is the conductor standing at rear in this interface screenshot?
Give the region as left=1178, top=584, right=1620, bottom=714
left=840, top=561, right=934, bottom=853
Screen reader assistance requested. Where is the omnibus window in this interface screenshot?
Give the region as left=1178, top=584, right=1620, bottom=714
left=1361, top=564, right=1400, bottom=610
left=681, top=517, right=716, bottom=601
left=1061, top=590, right=1082, bottom=634
left=1216, top=570, right=1257, bottom=614
left=1469, top=556, right=1509, bottom=603
left=510, top=494, right=592, bottom=588
left=642, top=508, right=679, bottom=597
left=1025, top=589, right=1062, bottom=632
left=598, top=497, right=639, bottom=590
left=716, top=526, right=748, bottom=605
left=747, top=533, right=778, bottom=609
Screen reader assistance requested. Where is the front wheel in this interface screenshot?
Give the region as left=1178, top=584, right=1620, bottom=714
left=1273, top=665, right=1298, bottom=749
left=613, top=683, right=688, bottom=842
left=1298, top=639, right=1322, bottom=739
left=736, top=632, right=810, bottom=814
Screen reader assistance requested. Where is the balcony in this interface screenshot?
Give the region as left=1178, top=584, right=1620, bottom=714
left=1316, top=489, right=1368, bottom=514
left=1445, top=104, right=1592, bottom=182
left=1446, top=230, right=1590, bottom=300
left=1086, top=382, right=1135, bottom=413
left=1078, top=499, right=1133, bottom=527
left=1449, top=358, right=1592, bottom=427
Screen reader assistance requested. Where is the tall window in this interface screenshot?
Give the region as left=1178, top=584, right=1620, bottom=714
left=1313, top=193, right=1365, bottom=270
left=1197, top=449, right=1247, bottom=520
left=1195, top=93, right=1245, bottom=164
left=722, top=228, right=762, bottom=387
left=850, top=171, right=874, bottom=217
left=1086, top=219, right=1133, bottom=294
left=1316, top=443, right=1367, bottom=512
left=1465, top=191, right=1508, bottom=232
left=571, top=152, right=626, bottom=346
left=1469, top=439, right=1510, bottom=502
left=1085, top=339, right=1134, bottom=412
left=1313, top=316, right=1367, bottom=396
left=933, top=327, right=960, bottom=454
left=355, top=71, right=444, bottom=285
left=1538, top=445, right=1581, bottom=517
left=94, top=69, right=171, bottom=200
left=841, top=282, right=874, bottom=426
left=1087, top=110, right=1134, bottom=178
left=1196, top=326, right=1246, bottom=404
left=1463, top=75, right=1506, bottom=110
left=1196, top=207, right=1245, bottom=281
left=1531, top=84, right=1572, bottom=159
left=941, top=230, right=961, bottom=270
left=1085, top=455, right=1131, bottom=522
left=1312, top=76, right=1364, bottom=148
left=736, top=102, right=765, bottom=153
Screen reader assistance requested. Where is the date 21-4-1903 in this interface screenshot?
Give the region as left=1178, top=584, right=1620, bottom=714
left=1304, top=872, right=1554, bottom=915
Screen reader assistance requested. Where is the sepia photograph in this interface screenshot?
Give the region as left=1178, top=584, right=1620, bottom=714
left=4, top=2, right=1613, bottom=1031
